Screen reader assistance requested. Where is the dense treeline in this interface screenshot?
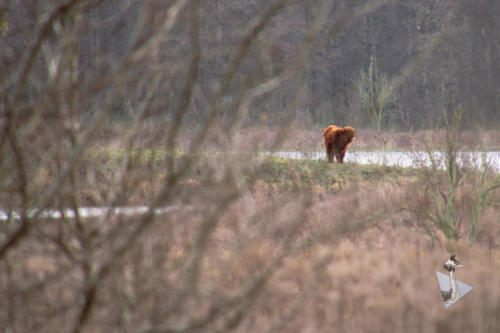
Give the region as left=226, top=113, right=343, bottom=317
left=1, top=0, right=499, bottom=130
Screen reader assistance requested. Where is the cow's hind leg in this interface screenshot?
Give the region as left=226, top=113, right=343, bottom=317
left=326, top=143, right=334, bottom=163
left=326, top=145, right=333, bottom=163
left=338, top=145, right=350, bottom=163
left=338, top=151, right=346, bottom=163
left=335, top=151, right=343, bottom=163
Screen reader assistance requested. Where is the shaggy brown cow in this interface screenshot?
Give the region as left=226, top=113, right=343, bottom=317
left=323, top=125, right=355, bottom=163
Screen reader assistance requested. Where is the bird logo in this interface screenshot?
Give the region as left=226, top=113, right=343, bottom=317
left=436, top=255, right=473, bottom=308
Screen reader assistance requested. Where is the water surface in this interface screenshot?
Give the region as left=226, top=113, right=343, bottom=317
left=0, top=206, right=176, bottom=221
left=271, top=150, right=500, bottom=172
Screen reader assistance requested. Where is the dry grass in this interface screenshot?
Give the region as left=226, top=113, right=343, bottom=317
left=1, top=116, right=499, bottom=332
left=2, top=162, right=500, bottom=332
left=97, top=122, right=500, bottom=151
left=192, top=125, right=500, bottom=151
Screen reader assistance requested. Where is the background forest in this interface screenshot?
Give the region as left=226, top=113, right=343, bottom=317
left=2, top=0, right=500, bottom=130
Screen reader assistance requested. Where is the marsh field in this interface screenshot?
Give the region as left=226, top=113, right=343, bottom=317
left=1, top=123, right=499, bottom=333
left=2, top=1, right=500, bottom=332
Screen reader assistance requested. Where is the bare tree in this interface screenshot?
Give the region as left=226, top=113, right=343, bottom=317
left=355, top=55, right=397, bottom=132
left=0, top=1, right=395, bottom=332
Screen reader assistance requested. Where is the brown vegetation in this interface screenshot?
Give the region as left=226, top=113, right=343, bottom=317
left=87, top=122, right=500, bottom=152
left=2, top=166, right=500, bottom=331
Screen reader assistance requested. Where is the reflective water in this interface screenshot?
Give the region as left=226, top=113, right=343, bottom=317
left=0, top=206, right=176, bottom=221
left=270, top=150, right=500, bottom=172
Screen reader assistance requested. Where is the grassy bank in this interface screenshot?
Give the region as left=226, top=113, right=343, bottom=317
left=248, top=156, right=418, bottom=189
left=76, top=149, right=421, bottom=203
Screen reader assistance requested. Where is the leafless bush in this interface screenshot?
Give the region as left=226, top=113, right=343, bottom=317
left=405, top=107, right=499, bottom=241
left=0, top=1, right=393, bottom=332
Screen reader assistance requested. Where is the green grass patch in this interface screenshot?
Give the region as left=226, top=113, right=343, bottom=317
left=247, top=156, right=419, bottom=189
left=84, top=148, right=421, bottom=188
left=87, top=147, right=183, bottom=162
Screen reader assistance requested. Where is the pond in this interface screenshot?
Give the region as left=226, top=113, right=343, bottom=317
left=0, top=206, right=176, bottom=221
left=270, top=150, right=500, bottom=173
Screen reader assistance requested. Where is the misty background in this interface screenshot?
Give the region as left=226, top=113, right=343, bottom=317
left=2, top=0, right=499, bottom=131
